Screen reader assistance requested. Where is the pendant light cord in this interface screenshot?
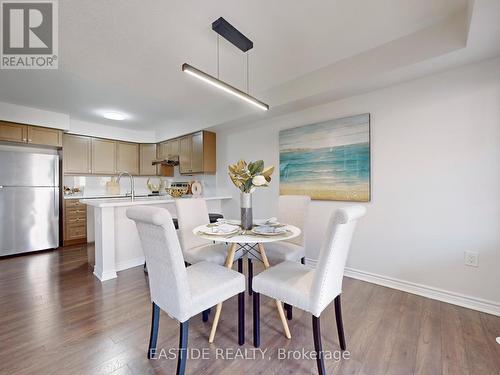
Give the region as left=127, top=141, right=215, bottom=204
left=217, top=35, right=220, bottom=79
left=217, top=33, right=251, bottom=95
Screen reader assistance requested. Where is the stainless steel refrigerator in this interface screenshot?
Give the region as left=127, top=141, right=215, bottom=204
left=0, top=150, right=59, bottom=256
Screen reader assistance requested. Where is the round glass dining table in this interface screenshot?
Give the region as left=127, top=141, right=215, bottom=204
left=193, top=222, right=301, bottom=343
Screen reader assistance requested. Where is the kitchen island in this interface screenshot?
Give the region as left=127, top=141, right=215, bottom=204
left=81, top=195, right=231, bottom=281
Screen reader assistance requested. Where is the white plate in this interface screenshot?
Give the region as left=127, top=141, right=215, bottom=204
left=254, top=217, right=279, bottom=226
left=251, top=226, right=287, bottom=236
left=201, top=224, right=239, bottom=236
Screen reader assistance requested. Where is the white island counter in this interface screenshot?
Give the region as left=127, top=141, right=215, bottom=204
left=81, top=195, right=231, bottom=281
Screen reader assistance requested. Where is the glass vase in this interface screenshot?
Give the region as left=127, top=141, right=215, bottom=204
left=240, top=192, right=253, bottom=230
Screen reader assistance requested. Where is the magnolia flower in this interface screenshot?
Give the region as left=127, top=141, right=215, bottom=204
left=252, top=175, right=267, bottom=186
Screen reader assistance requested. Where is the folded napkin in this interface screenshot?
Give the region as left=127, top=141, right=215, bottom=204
left=253, top=217, right=279, bottom=226
left=207, top=223, right=239, bottom=234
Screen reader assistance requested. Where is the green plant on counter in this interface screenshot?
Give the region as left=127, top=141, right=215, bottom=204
left=228, top=159, right=274, bottom=193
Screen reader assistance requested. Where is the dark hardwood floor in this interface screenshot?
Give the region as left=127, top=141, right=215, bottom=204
left=1, top=245, right=499, bottom=375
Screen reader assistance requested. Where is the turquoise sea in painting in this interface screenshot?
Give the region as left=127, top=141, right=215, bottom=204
left=279, top=114, right=370, bottom=201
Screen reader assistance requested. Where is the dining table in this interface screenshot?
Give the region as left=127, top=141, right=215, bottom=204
left=193, top=221, right=301, bottom=343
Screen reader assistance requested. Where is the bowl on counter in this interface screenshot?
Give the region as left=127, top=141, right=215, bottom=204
left=165, top=187, right=188, bottom=198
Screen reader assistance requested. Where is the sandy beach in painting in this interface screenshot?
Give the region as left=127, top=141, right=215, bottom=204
left=280, top=182, right=370, bottom=201
left=279, top=114, right=370, bottom=202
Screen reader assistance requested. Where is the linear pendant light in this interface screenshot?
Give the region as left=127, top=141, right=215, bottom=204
left=182, top=63, right=269, bottom=111
left=182, top=17, right=269, bottom=111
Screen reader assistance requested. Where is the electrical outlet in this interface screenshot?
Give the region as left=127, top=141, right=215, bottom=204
left=464, top=251, right=479, bottom=267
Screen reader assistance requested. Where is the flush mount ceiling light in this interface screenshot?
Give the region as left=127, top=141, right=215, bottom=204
left=102, top=111, right=128, bottom=121
left=182, top=17, right=269, bottom=111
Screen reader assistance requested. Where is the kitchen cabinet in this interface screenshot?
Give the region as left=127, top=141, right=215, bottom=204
left=27, top=126, right=62, bottom=147
left=179, top=135, right=192, bottom=174
left=0, top=121, right=27, bottom=143
left=0, top=121, right=62, bottom=147
left=168, top=138, right=180, bottom=156
left=157, top=138, right=180, bottom=160
left=63, top=199, right=87, bottom=245
left=179, top=131, right=216, bottom=174
left=91, top=138, right=116, bottom=174
left=139, top=144, right=158, bottom=176
left=63, top=134, right=92, bottom=174
left=116, top=141, right=139, bottom=175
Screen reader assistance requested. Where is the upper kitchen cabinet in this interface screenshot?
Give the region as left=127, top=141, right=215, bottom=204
left=0, top=121, right=27, bottom=143
left=157, top=138, right=180, bottom=160
left=27, top=126, right=62, bottom=147
left=116, top=141, right=139, bottom=175
left=139, top=144, right=158, bottom=176
left=63, top=134, right=92, bottom=174
left=0, top=121, right=62, bottom=147
left=179, top=131, right=216, bottom=174
left=91, top=138, right=117, bottom=174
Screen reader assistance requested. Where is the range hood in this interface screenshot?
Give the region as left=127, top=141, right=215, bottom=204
left=153, top=155, right=179, bottom=166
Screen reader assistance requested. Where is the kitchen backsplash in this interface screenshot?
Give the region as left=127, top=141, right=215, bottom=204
left=63, top=171, right=217, bottom=197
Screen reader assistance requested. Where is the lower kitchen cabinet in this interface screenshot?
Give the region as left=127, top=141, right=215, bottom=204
left=63, top=199, right=87, bottom=246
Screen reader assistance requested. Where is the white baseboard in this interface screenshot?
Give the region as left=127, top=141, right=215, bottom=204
left=344, top=267, right=500, bottom=316
left=116, top=256, right=145, bottom=272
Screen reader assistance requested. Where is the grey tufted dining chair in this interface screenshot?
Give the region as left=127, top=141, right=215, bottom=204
left=252, top=205, right=366, bottom=375
left=127, top=206, right=245, bottom=375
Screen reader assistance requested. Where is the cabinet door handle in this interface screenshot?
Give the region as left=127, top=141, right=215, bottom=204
left=22, top=138, right=27, bottom=142
left=28, top=139, right=32, bottom=143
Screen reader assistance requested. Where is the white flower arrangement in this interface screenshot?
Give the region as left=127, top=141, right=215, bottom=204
left=228, top=159, right=274, bottom=193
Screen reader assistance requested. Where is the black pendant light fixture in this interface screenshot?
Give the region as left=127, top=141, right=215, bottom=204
left=182, top=17, right=269, bottom=111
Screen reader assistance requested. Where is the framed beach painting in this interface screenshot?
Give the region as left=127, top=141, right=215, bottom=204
left=279, top=113, right=371, bottom=202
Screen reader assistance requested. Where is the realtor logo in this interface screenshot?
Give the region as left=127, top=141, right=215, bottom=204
left=1, top=0, right=58, bottom=69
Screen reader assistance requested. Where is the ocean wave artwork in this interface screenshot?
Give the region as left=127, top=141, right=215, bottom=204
left=279, top=113, right=370, bottom=201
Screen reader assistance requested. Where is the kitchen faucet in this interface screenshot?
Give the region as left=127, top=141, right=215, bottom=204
left=117, top=171, right=135, bottom=201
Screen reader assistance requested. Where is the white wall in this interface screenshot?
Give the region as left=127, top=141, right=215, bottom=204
left=0, top=101, right=70, bottom=130
left=0, top=102, right=156, bottom=142
left=216, top=57, right=500, bottom=308
left=69, top=119, right=155, bottom=143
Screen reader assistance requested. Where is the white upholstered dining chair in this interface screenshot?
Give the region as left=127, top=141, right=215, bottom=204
left=126, top=206, right=245, bottom=375
left=247, top=195, right=310, bottom=319
left=176, top=198, right=243, bottom=266
left=252, top=205, right=366, bottom=375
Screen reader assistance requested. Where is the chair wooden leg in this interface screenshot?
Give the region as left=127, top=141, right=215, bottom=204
left=177, top=320, right=189, bottom=375
left=248, top=258, right=253, bottom=296
left=284, top=303, right=293, bottom=320
left=253, top=292, right=260, bottom=347
left=202, top=308, right=210, bottom=322
left=147, top=302, right=160, bottom=359
left=334, top=295, right=347, bottom=350
left=301, top=257, right=305, bottom=265
left=312, top=315, right=326, bottom=375
left=238, top=291, right=245, bottom=345
left=238, top=257, right=243, bottom=273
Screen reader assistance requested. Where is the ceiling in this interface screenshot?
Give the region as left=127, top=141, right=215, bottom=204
left=0, top=0, right=498, bottom=139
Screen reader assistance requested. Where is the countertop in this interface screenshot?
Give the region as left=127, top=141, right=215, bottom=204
left=65, top=193, right=161, bottom=200
left=79, top=195, right=232, bottom=208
